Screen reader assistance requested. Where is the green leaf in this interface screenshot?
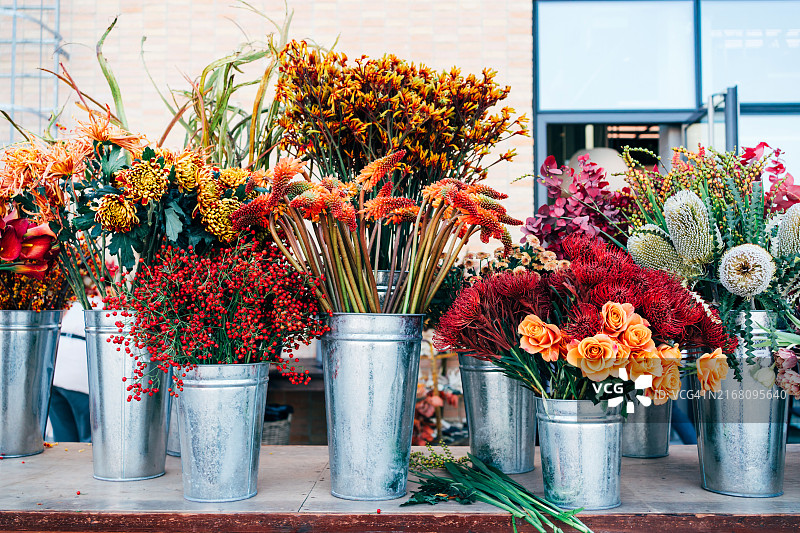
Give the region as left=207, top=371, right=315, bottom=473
left=109, top=232, right=138, bottom=270
left=141, top=146, right=156, bottom=161
left=164, top=205, right=183, bottom=242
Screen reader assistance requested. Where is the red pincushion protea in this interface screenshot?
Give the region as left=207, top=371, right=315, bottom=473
left=434, top=271, right=550, bottom=360
left=555, top=233, right=737, bottom=352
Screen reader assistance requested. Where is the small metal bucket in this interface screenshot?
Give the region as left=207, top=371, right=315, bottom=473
left=322, top=313, right=423, bottom=500
left=536, top=398, right=622, bottom=510
left=693, top=311, right=788, bottom=497
left=85, top=310, right=169, bottom=481
left=0, top=311, right=62, bottom=457
left=459, top=354, right=536, bottom=473
left=166, top=395, right=180, bottom=457
left=178, top=363, right=269, bottom=502
left=621, top=400, right=671, bottom=458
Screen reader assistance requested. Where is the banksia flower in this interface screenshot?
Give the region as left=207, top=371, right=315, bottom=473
left=627, top=224, right=687, bottom=277
left=115, top=160, right=170, bottom=204
left=719, top=243, right=776, bottom=298
left=94, top=194, right=139, bottom=233
left=356, top=150, right=406, bottom=192
left=663, top=190, right=715, bottom=265
left=777, top=203, right=800, bottom=257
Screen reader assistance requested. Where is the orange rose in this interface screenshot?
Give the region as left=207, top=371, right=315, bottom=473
left=656, top=344, right=684, bottom=366
left=696, top=348, right=730, bottom=393
left=611, top=340, right=631, bottom=376
left=518, top=314, right=562, bottom=362
left=648, top=360, right=682, bottom=405
left=620, top=319, right=655, bottom=352
left=626, top=347, right=663, bottom=381
left=601, top=302, right=635, bottom=337
left=566, top=334, right=618, bottom=381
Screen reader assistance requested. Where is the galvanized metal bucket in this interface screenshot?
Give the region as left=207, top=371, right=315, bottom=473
left=621, top=400, right=672, bottom=458
left=0, top=311, right=62, bottom=458
left=536, top=398, right=622, bottom=510
left=166, top=394, right=180, bottom=457
left=322, top=313, right=423, bottom=500
left=459, top=354, right=536, bottom=473
left=693, top=311, right=789, bottom=498
left=178, top=363, right=269, bottom=503
left=85, top=310, right=169, bottom=481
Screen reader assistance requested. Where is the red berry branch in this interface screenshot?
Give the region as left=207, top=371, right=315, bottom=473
left=105, top=235, right=329, bottom=400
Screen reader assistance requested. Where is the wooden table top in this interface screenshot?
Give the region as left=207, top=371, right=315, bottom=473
left=1, top=444, right=799, bottom=532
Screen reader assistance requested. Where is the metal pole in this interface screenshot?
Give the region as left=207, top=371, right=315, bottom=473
left=707, top=95, right=715, bottom=149
left=725, top=86, right=739, bottom=153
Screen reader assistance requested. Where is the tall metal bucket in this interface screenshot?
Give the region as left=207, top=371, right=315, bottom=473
left=178, top=363, right=269, bottom=502
left=0, top=311, right=62, bottom=457
left=85, top=309, right=169, bottom=481
left=322, top=313, right=423, bottom=500
left=459, top=354, right=536, bottom=473
left=536, top=398, right=622, bottom=510
left=693, top=311, right=788, bottom=497
left=166, top=394, right=180, bottom=457
left=621, top=400, right=671, bottom=458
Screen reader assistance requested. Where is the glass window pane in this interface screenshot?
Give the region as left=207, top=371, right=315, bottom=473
left=538, top=1, right=696, bottom=110
left=739, top=115, right=800, bottom=175
left=702, top=1, right=800, bottom=103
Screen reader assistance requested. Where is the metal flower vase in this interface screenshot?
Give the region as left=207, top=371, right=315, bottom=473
left=459, top=354, right=536, bottom=473
left=166, top=395, right=180, bottom=457
left=693, top=311, right=789, bottom=498
left=536, top=398, right=622, bottom=510
left=322, top=313, right=423, bottom=500
left=621, top=400, right=671, bottom=458
left=0, top=311, right=62, bottom=457
left=177, top=363, right=269, bottom=503
left=85, top=310, right=169, bottom=481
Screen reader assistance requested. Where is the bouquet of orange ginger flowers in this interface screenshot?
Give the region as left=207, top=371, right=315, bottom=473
left=435, top=234, right=738, bottom=405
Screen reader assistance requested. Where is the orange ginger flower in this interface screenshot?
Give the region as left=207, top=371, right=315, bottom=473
left=356, top=150, right=406, bottom=192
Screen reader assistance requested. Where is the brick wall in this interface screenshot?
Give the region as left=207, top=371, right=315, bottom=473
left=3, top=0, right=535, bottom=224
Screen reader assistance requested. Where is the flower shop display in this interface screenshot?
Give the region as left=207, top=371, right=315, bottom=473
left=621, top=144, right=798, bottom=497
left=435, top=234, right=735, bottom=509
left=0, top=152, right=73, bottom=457
left=404, top=447, right=594, bottom=533
left=112, top=236, right=325, bottom=501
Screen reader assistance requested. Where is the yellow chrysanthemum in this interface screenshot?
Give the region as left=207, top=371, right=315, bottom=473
left=115, top=160, right=170, bottom=204
left=218, top=167, right=250, bottom=190
left=173, top=150, right=203, bottom=191
left=94, top=194, right=139, bottom=233
left=202, top=197, right=241, bottom=242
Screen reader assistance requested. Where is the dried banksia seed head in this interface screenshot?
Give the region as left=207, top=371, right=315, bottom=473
left=627, top=224, right=687, bottom=278
left=663, top=190, right=715, bottom=265
left=777, top=203, right=800, bottom=257
left=719, top=243, right=775, bottom=298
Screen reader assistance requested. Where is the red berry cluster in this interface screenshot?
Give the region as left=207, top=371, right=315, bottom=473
left=105, top=235, right=329, bottom=400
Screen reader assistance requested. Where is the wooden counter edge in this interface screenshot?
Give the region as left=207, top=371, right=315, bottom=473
left=2, top=511, right=800, bottom=532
